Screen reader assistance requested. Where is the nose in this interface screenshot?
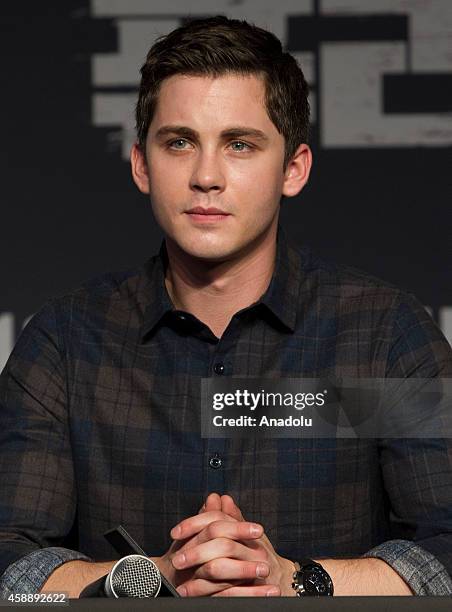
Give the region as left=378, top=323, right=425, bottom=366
left=190, top=149, right=225, bottom=193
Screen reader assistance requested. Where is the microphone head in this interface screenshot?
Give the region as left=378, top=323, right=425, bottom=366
left=105, top=554, right=162, bottom=598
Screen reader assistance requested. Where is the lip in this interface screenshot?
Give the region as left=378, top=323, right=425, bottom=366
left=186, top=207, right=230, bottom=215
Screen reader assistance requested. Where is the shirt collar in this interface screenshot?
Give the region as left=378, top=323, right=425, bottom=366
left=141, top=223, right=303, bottom=339
left=140, top=241, right=174, bottom=339
left=258, top=223, right=302, bottom=332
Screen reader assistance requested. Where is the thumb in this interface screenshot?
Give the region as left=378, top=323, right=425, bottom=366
left=198, top=492, right=222, bottom=514
left=221, top=494, right=245, bottom=521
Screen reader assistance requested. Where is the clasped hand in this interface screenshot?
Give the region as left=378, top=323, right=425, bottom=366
left=157, top=493, right=295, bottom=597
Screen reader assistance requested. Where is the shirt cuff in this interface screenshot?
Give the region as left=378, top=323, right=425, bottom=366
left=0, top=547, right=92, bottom=597
left=362, top=539, right=452, bottom=595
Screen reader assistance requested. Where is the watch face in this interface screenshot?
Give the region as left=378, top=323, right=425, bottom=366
left=303, top=566, right=333, bottom=596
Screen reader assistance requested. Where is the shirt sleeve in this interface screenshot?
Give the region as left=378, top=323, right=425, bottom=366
left=363, top=291, right=452, bottom=595
left=0, top=548, right=91, bottom=596
left=362, top=539, right=452, bottom=595
left=0, top=300, right=83, bottom=590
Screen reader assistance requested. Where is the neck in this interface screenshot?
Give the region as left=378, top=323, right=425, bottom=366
left=164, top=225, right=278, bottom=339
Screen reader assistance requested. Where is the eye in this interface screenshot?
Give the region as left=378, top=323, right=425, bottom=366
left=169, top=139, right=191, bottom=150
left=230, top=141, right=252, bottom=152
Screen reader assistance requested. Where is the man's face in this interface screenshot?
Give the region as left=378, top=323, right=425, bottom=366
left=132, top=73, right=306, bottom=262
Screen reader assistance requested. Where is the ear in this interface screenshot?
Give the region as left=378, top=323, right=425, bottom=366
left=281, top=143, right=312, bottom=198
left=130, top=142, right=150, bottom=194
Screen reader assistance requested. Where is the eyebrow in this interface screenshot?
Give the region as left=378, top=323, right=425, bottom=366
left=154, top=125, right=270, bottom=142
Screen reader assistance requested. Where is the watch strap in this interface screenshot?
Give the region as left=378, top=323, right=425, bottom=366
left=299, top=558, right=320, bottom=569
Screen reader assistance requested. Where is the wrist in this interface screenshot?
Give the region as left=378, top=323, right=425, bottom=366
left=277, top=556, right=298, bottom=596
left=40, top=560, right=116, bottom=598
left=313, top=557, right=413, bottom=596
left=291, top=558, right=334, bottom=596
left=150, top=555, right=177, bottom=585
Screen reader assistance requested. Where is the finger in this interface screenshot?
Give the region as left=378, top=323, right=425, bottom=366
left=221, top=495, right=245, bottom=521
left=213, top=585, right=280, bottom=597
left=199, top=492, right=222, bottom=514
left=170, top=510, right=236, bottom=540
left=195, top=519, right=262, bottom=548
left=174, top=519, right=263, bottom=557
left=171, top=537, right=267, bottom=570
left=193, top=557, right=270, bottom=582
left=177, top=578, right=247, bottom=598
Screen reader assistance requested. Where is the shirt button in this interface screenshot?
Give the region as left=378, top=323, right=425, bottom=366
left=214, top=363, right=225, bottom=375
left=209, top=453, right=222, bottom=469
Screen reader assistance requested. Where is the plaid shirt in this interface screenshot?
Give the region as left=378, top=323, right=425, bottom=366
left=1, top=225, right=452, bottom=596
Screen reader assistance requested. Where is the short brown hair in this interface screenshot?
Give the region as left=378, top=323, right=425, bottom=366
left=135, top=15, right=310, bottom=168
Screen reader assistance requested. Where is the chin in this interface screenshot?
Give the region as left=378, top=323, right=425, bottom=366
left=179, top=240, right=237, bottom=263
left=186, top=247, right=232, bottom=263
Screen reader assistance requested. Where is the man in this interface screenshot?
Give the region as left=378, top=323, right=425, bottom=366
left=1, top=15, right=451, bottom=598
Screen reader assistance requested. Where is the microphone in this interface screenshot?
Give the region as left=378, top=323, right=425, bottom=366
left=79, top=554, right=162, bottom=598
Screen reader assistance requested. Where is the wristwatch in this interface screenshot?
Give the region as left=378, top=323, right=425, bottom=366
left=291, top=558, right=334, bottom=596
